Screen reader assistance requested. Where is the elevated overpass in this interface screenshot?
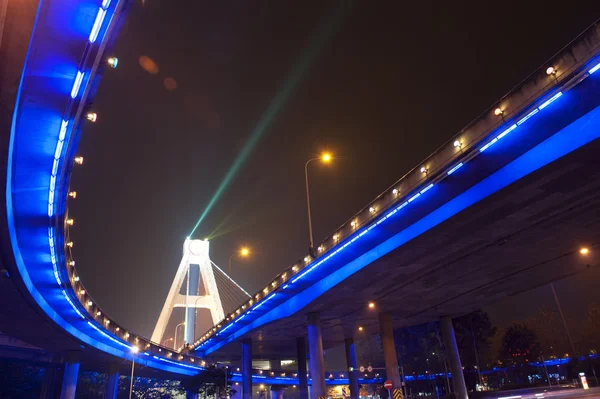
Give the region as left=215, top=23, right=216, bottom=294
left=188, top=20, right=600, bottom=399
left=0, top=0, right=209, bottom=396
left=0, top=1, right=393, bottom=397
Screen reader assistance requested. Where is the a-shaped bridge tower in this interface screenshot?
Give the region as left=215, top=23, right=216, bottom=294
left=152, top=239, right=250, bottom=348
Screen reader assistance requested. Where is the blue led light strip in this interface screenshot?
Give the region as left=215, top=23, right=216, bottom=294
left=152, top=356, right=204, bottom=370
left=87, top=321, right=132, bottom=349
left=88, top=8, right=106, bottom=43
left=589, top=62, right=600, bottom=74
left=447, top=163, right=463, bottom=175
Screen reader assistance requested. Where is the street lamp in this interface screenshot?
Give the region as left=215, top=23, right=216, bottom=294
left=129, top=346, right=139, bottom=399
left=174, top=322, right=185, bottom=349
left=305, top=153, right=333, bottom=253
left=229, top=247, right=251, bottom=276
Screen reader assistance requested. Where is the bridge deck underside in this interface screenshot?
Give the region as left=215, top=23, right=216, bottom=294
left=212, top=134, right=600, bottom=360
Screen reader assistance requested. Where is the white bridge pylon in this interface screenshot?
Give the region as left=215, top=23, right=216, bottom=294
left=152, top=239, right=249, bottom=347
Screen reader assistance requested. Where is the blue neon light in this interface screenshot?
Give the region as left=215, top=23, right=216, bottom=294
left=479, top=137, right=498, bottom=152
left=539, top=92, right=563, bottom=110
left=496, top=124, right=517, bottom=140
left=101, top=0, right=111, bottom=8
left=152, top=356, right=203, bottom=371
left=88, top=8, right=106, bottom=43
left=590, top=62, right=600, bottom=74
left=87, top=321, right=132, bottom=349
left=408, top=192, right=421, bottom=202
left=70, top=71, right=84, bottom=99
left=517, top=108, right=539, bottom=125
left=420, top=183, right=434, bottom=194
left=447, top=163, right=463, bottom=175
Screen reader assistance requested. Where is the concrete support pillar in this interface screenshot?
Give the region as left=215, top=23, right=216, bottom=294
left=186, top=390, right=198, bottom=399
left=378, top=313, right=401, bottom=388
left=105, top=363, right=120, bottom=399
left=59, top=351, right=81, bottom=399
left=440, top=316, right=467, bottom=399
left=297, top=337, right=309, bottom=399
left=344, top=338, right=360, bottom=399
left=242, top=338, right=253, bottom=399
left=307, top=313, right=326, bottom=399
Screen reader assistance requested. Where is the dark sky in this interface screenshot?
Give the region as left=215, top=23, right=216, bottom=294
left=71, top=1, right=600, bottom=339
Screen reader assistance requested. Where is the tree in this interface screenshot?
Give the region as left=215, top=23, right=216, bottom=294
left=499, top=323, right=541, bottom=387
left=454, top=310, right=497, bottom=389
left=454, top=311, right=496, bottom=367
left=118, top=376, right=184, bottom=399
left=76, top=371, right=106, bottom=398
left=500, top=323, right=540, bottom=365
left=182, top=365, right=234, bottom=399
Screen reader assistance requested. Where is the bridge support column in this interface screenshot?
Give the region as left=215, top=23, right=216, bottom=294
left=105, top=363, right=120, bottom=399
left=307, top=312, right=326, bottom=399
left=441, top=316, right=467, bottom=399
left=345, top=338, right=360, bottom=399
left=242, top=338, right=252, bottom=399
left=59, top=351, right=81, bottom=399
left=186, top=390, right=198, bottom=399
left=296, top=337, right=309, bottom=399
left=378, top=313, right=401, bottom=388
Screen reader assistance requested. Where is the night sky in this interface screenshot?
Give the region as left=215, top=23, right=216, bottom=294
left=71, top=1, right=600, bottom=340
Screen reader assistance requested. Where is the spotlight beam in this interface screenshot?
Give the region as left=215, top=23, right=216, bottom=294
left=188, top=2, right=355, bottom=238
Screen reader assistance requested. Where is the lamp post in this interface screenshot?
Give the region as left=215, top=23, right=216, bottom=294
left=129, top=346, right=139, bottom=399
left=228, top=247, right=250, bottom=276
left=174, top=322, right=185, bottom=349
left=304, top=153, right=332, bottom=252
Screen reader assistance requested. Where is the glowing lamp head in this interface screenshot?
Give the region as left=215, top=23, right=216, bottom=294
left=321, top=153, right=332, bottom=163
left=240, top=247, right=250, bottom=257
left=74, top=157, right=84, bottom=165
left=546, top=66, right=556, bottom=75
left=68, top=191, right=77, bottom=198
left=66, top=241, right=73, bottom=248
left=358, top=326, right=363, bottom=331
left=87, top=300, right=93, bottom=306
left=68, top=261, right=75, bottom=266
left=580, top=247, right=590, bottom=255
left=131, top=346, right=139, bottom=354
left=66, top=218, right=74, bottom=226
left=420, top=166, right=428, bottom=174
left=454, top=140, right=462, bottom=148
left=369, top=206, right=376, bottom=214
left=79, top=289, right=85, bottom=295
left=86, top=112, right=97, bottom=122
left=368, top=302, right=375, bottom=309
left=107, top=57, right=119, bottom=68
left=392, top=188, right=398, bottom=195
left=494, top=108, right=504, bottom=116
left=96, top=311, right=101, bottom=316
left=333, top=234, right=339, bottom=241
